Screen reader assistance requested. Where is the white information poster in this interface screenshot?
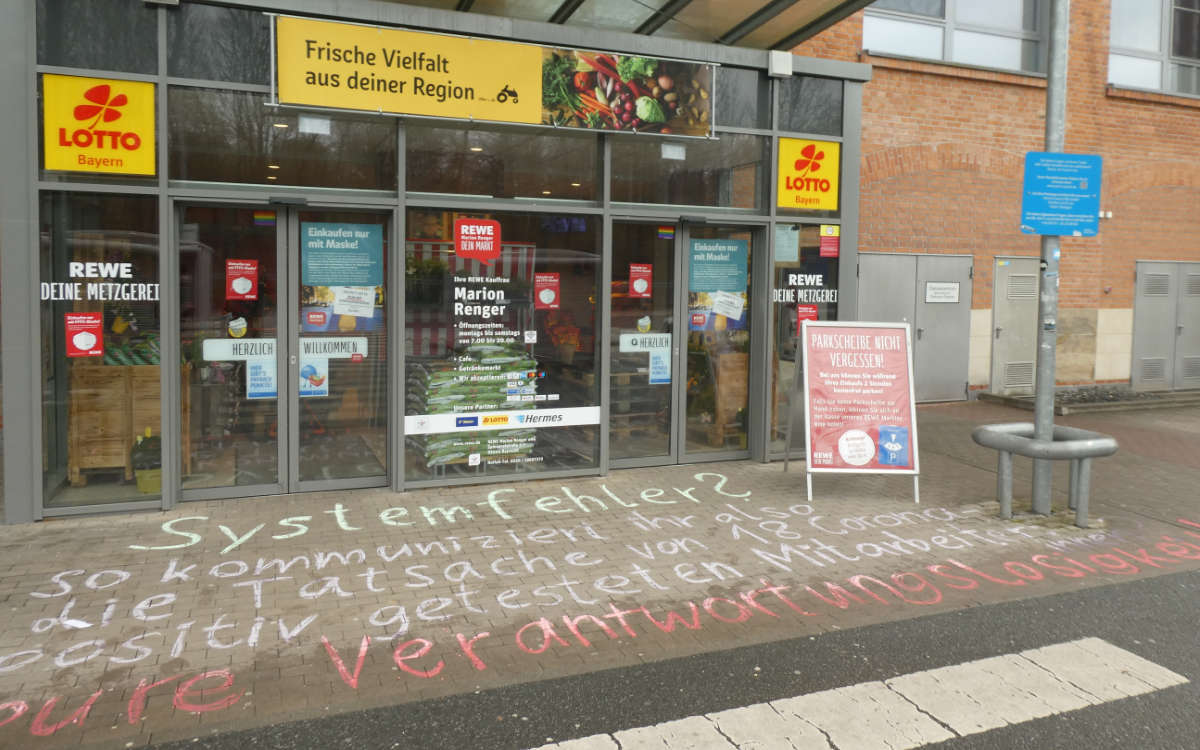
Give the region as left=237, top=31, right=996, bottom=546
left=332, top=286, right=376, bottom=317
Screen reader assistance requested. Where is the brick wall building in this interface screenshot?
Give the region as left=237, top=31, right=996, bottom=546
left=793, top=1, right=1200, bottom=391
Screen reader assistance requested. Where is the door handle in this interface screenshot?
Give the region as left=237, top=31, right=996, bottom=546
left=916, top=327, right=924, bottom=340
left=290, top=355, right=297, bottom=365
left=1179, top=324, right=1185, bottom=336
left=995, top=326, right=1002, bottom=340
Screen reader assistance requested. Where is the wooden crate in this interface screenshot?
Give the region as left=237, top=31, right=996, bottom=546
left=68, top=364, right=132, bottom=484
left=69, top=364, right=191, bottom=486
left=715, top=352, right=748, bottom=421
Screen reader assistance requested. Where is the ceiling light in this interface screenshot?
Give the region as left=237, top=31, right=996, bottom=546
left=469, top=146, right=484, bottom=152
left=266, top=175, right=278, bottom=181
left=542, top=190, right=551, bottom=195
left=268, top=164, right=280, bottom=170
left=571, top=182, right=581, bottom=187
left=272, top=122, right=289, bottom=129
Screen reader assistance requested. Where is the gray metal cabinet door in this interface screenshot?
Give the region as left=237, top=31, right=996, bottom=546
left=991, top=257, right=1040, bottom=395
left=914, top=255, right=972, bottom=401
left=1132, top=262, right=1177, bottom=391
left=1175, top=267, right=1200, bottom=389
left=858, top=253, right=916, bottom=325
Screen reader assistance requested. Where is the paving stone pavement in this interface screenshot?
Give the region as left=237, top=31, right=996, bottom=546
left=0, top=401, right=1197, bottom=748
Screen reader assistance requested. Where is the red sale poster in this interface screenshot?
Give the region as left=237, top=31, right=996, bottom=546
left=629, top=263, right=653, bottom=298
left=65, top=312, right=104, bottom=358
left=802, top=321, right=918, bottom=474
left=534, top=272, right=560, bottom=309
left=796, top=304, right=819, bottom=329
left=226, top=259, right=259, bottom=300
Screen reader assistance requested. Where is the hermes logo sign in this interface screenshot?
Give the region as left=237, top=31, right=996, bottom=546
left=43, top=74, right=156, bottom=176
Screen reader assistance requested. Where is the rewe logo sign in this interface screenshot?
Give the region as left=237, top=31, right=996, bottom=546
left=43, top=74, right=156, bottom=176
left=777, top=138, right=840, bottom=211
left=454, top=218, right=501, bottom=266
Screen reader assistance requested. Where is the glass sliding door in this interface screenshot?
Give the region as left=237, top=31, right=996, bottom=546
left=606, top=221, right=758, bottom=465
left=179, top=206, right=283, bottom=494
left=609, top=222, right=677, bottom=464
left=178, top=204, right=389, bottom=498
left=292, top=210, right=389, bottom=486
left=683, top=226, right=754, bottom=457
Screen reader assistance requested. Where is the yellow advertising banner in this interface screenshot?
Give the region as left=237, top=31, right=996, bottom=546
left=277, top=16, right=542, bottom=124
left=778, top=138, right=840, bottom=211
left=42, top=74, right=156, bottom=176
left=276, top=16, right=714, bottom=136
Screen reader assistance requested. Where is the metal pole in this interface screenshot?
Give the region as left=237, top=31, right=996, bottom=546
left=1031, top=0, right=1070, bottom=515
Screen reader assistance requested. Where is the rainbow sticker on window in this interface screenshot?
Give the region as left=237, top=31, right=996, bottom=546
left=253, top=210, right=276, bottom=227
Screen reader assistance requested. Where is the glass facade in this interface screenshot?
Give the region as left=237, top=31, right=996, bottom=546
left=769, top=225, right=840, bottom=454
left=13, top=0, right=856, bottom=517
left=37, top=0, right=158, bottom=75
left=39, top=193, right=162, bottom=508
left=611, top=133, right=768, bottom=209
left=404, top=209, right=601, bottom=480
left=168, top=88, right=398, bottom=190
left=167, top=4, right=272, bottom=85
left=406, top=124, right=599, bottom=201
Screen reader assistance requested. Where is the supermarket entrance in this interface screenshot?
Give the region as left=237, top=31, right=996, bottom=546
left=609, top=220, right=757, bottom=468
left=177, top=204, right=391, bottom=499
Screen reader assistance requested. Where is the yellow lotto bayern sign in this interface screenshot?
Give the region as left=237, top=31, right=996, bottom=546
left=778, top=138, right=840, bottom=211
left=276, top=16, right=542, bottom=124
left=43, top=74, right=156, bottom=176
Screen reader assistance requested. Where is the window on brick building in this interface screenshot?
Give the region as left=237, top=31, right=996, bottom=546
left=1109, top=0, right=1200, bottom=96
left=863, top=0, right=1044, bottom=74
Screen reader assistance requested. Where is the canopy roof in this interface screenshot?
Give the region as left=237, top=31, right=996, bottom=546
left=400, top=0, right=872, bottom=50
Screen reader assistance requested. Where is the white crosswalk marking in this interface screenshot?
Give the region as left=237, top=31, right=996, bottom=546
left=533, top=638, right=1187, bottom=750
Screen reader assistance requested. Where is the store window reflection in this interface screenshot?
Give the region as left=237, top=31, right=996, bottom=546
left=404, top=210, right=600, bottom=481
left=169, top=87, right=397, bottom=191
left=39, top=193, right=162, bottom=508
left=611, top=133, right=766, bottom=209
left=405, top=124, right=598, bottom=201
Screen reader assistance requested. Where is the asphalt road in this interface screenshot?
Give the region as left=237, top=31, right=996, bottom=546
left=149, top=568, right=1200, bottom=750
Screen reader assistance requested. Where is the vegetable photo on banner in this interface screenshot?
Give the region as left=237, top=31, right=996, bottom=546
left=540, top=48, right=709, bottom=135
